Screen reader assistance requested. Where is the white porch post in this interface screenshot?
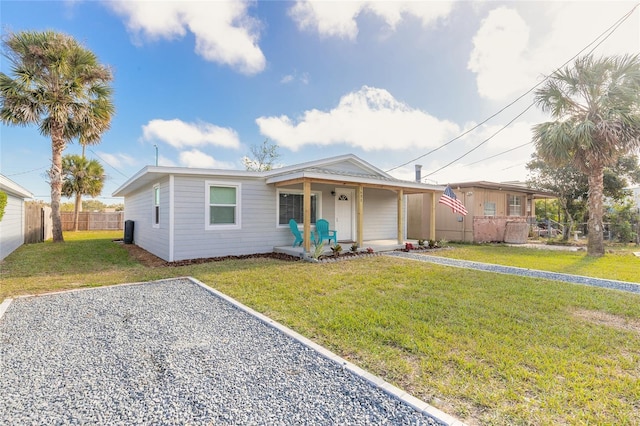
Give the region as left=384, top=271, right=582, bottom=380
left=397, top=189, right=404, bottom=245
left=303, top=179, right=311, bottom=253
left=356, top=185, right=364, bottom=248
left=430, top=191, right=436, bottom=240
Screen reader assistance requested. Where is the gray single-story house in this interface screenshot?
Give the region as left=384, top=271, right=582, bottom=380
left=0, top=174, right=33, bottom=261
left=113, top=154, right=444, bottom=262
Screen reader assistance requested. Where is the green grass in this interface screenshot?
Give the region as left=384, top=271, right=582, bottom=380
left=2, top=232, right=640, bottom=425
left=430, top=243, right=640, bottom=283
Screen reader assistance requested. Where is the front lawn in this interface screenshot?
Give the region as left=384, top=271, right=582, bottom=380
left=431, top=242, right=640, bottom=283
left=2, top=232, right=639, bottom=425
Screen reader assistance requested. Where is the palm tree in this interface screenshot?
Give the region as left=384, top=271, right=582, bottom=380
left=532, top=54, right=640, bottom=256
left=0, top=31, right=114, bottom=242
left=62, top=154, right=106, bottom=232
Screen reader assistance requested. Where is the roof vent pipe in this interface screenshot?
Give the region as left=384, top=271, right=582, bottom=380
left=415, top=164, right=422, bottom=182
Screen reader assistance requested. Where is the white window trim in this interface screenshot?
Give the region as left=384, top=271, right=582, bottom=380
left=483, top=201, right=496, bottom=217
left=508, top=194, right=522, bottom=216
left=152, top=183, right=160, bottom=229
left=205, top=180, right=241, bottom=230
left=276, top=188, right=322, bottom=228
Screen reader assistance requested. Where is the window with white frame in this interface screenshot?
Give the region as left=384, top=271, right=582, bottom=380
left=153, top=184, right=160, bottom=227
left=206, top=182, right=241, bottom=229
left=278, top=190, right=318, bottom=226
left=484, top=201, right=496, bottom=216
left=508, top=195, right=522, bottom=216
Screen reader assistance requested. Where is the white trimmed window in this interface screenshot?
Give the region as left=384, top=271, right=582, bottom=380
left=508, top=195, right=522, bottom=216
left=277, top=189, right=319, bottom=226
left=153, top=184, right=160, bottom=228
left=206, top=181, right=241, bottom=230
left=483, top=201, right=496, bottom=216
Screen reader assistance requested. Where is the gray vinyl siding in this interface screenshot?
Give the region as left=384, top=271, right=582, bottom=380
left=362, top=188, right=398, bottom=240
left=119, top=171, right=405, bottom=261
left=122, top=178, right=170, bottom=261
left=0, top=194, right=25, bottom=260
left=172, top=176, right=292, bottom=261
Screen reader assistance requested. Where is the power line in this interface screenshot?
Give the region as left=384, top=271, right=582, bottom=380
left=385, top=2, right=640, bottom=175
left=440, top=4, right=639, bottom=178
left=465, top=142, right=532, bottom=167
left=423, top=103, right=535, bottom=178
left=5, top=165, right=49, bottom=177
left=427, top=0, right=636, bottom=177
left=88, top=148, right=129, bottom=179
left=502, top=162, right=528, bottom=171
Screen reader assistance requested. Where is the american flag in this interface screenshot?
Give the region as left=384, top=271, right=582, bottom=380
left=439, top=185, right=468, bottom=216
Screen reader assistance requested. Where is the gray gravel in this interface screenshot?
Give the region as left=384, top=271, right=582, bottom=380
left=0, top=279, right=442, bottom=425
left=386, top=251, right=640, bottom=294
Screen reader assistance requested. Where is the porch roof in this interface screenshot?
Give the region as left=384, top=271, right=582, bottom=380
left=446, top=181, right=557, bottom=198
left=0, top=174, right=33, bottom=199
left=265, top=166, right=444, bottom=194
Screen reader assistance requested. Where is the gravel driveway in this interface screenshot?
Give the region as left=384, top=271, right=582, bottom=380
left=0, top=278, right=456, bottom=425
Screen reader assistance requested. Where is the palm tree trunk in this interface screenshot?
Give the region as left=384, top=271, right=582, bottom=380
left=586, top=164, right=605, bottom=256
left=75, top=143, right=85, bottom=232
left=562, top=207, right=574, bottom=241
left=50, top=123, right=66, bottom=243
left=74, top=192, right=81, bottom=232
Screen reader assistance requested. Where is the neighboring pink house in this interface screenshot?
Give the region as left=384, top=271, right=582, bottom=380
left=408, top=181, right=555, bottom=244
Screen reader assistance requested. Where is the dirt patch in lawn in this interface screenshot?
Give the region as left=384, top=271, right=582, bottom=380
left=116, top=240, right=301, bottom=268
left=573, top=309, right=640, bottom=335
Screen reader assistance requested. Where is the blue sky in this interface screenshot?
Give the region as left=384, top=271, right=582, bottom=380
left=1, top=0, right=638, bottom=203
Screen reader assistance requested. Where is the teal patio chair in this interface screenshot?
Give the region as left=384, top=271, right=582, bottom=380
left=289, top=219, right=304, bottom=247
left=315, top=219, right=337, bottom=245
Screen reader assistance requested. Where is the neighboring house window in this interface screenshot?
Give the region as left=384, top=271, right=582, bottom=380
left=508, top=195, right=522, bottom=216
left=206, top=182, right=241, bottom=229
left=153, top=184, right=160, bottom=228
left=278, top=190, right=318, bottom=225
left=484, top=201, right=496, bottom=216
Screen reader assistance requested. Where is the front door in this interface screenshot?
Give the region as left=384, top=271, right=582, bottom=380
left=335, top=188, right=354, bottom=242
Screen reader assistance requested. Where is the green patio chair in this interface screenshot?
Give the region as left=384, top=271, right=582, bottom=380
left=315, top=219, right=337, bottom=245
left=289, top=219, right=304, bottom=247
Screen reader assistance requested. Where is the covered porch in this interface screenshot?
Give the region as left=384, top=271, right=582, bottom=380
left=266, top=164, right=442, bottom=255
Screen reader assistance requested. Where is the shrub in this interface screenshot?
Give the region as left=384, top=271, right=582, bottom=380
left=312, top=241, right=324, bottom=259
left=0, top=191, right=7, bottom=222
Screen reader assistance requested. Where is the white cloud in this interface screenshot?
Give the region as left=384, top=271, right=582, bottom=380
left=107, top=0, right=266, bottom=75
left=94, top=152, right=137, bottom=169
left=256, top=86, right=460, bottom=152
left=468, top=3, right=640, bottom=101
left=281, top=74, right=295, bottom=84
left=141, top=119, right=240, bottom=149
left=157, top=155, right=176, bottom=167
left=288, top=0, right=454, bottom=39
left=468, top=7, right=532, bottom=100
left=280, top=70, right=309, bottom=84
left=178, top=149, right=236, bottom=169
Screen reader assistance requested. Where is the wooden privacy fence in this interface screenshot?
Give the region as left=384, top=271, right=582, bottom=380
left=61, top=212, right=124, bottom=231
left=24, top=204, right=51, bottom=244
